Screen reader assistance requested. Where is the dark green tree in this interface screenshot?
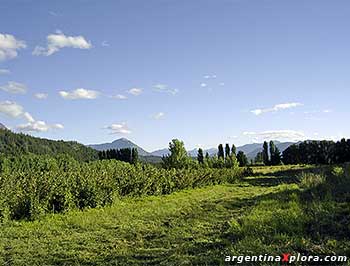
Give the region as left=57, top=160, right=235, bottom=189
left=237, top=151, right=248, bottom=167
left=254, top=151, right=263, bottom=164
left=131, top=148, right=139, bottom=165
left=197, top=148, right=204, bottom=164
left=231, top=144, right=237, bottom=156
left=225, top=144, right=230, bottom=159
left=263, top=141, right=269, bottom=165
left=218, top=144, right=224, bottom=160
left=271, top=147, right=281, bottom=165
left=269, top=141, right=276, bottom=162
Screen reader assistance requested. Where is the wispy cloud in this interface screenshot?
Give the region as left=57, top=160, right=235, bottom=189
left=104, top=122, right=131, bottom=134
left=0, top=33, right=26, bottom=61
left=49, top=11, right=60, bottom=17
left=153, top=84, right=178, bottom=95
left=200, top=83, right=207, bottom=88
left=203, top=74, right=217, bottom=79
left=251, top=102, right=303, bottom=115
left=0, top=69, right=10, bottom=75
left=0, top=101, right=63, bottom=132
left=152, top=112, right=165, bottom=120
left=101, top=41, right=110, bottom=47
left=59, top=88, right=99, bottom=100
left=34, top=93, right=48, bottom=99
left=0, top=81, right=27, bottom=94
left=304, top=109, right=333, bottom=114
left=243, top=130, right=305, bottom=141
left=127, top=88, right=143, bottom=96
left=111, top=94, right=127, bottom=100
left=33, top=31, right=92, bottom=56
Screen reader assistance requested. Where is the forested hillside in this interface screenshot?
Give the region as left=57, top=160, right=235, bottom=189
left=0, top=128, right=98, bottom=161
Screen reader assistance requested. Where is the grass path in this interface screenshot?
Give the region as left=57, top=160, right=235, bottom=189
left=0, top=176, right=299, bottom=265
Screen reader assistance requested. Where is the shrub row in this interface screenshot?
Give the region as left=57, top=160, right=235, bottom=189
left=0, top=154, right=243, bottom=221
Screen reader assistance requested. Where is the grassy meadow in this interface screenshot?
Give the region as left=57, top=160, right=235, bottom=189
left=0, top=164, right=349, bottom=265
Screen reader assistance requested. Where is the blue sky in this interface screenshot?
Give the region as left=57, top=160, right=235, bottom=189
left=0, top=0, right=349, bottom=151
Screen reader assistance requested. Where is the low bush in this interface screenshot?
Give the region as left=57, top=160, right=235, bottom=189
left=0, top=154, right=244, bottom=221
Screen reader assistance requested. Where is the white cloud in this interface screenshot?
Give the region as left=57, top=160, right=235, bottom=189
left=33, top=31, right=92, bottom=56
left=152, top=112, right=165, bottom=120
left=49, top=11, right=59, bottom=17
left=34, top=93, right=48, bottom=99
left=0, top=69, right=10, bottom=75
left=200, top=83, right=207, bottom=88
left=111, top=94, right=127, bottom=100
left=0, top=101, right=63, bottom=132
left=23, top=112, right=35, bottom=123
left=243, top=130, right=305, bottom=141
left=59, top=88, right=99, bottom=100
left=153, top=84, right=178, bottom=95
left=104, top=123, right=131, bottom=134
left=127, top=88, right=143, bottom=96
left=0, top=101, right=24, bottom=118
left=219, top=82, right=225, bottom=86
left=0, top=81, right=27, bottom=94
left=251, top=102, right=303, bottom=115
left=204, top=75, right=217, bottom=79
left=17, top=121, right=64, bottom=132
left=0, top=33, right=26, bottom=61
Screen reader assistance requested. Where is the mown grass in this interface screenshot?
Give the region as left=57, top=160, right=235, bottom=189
left=0, top=165, right=349, bottom=265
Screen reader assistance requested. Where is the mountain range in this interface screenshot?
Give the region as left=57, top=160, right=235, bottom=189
left=89, top=138, right=296, bottom=160
left=0, top=121, right=296, bottom=161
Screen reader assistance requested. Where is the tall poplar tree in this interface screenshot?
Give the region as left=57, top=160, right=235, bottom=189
left=197, top=148, right=204, bottom=164
left=263, top=141, right=269, bottom=165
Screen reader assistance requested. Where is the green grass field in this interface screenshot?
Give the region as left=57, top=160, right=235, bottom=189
left=0, top=165, right=349, bottom=265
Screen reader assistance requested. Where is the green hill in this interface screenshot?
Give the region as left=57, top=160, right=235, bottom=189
left=0, top=128, right=98, bottom=161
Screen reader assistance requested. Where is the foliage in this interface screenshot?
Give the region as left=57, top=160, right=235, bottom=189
left=0, top=128, right=98, bottom=161
left=0, top=154, right=243, bottom=221
left=225, top=143, right=230, bottom=158
left=282, top=138, right=350, bottom=165
left=162, top=139, right=192, bottom=169
left=269, top=141, right=282, bottom=165
left=197, top=148, right=204, bottom=164
left=254, top=151, right=264, bottom=164
left=98, top=147, right=139, bottom=164
left=299, top=172, right=326, bottom=189
left=231, top=144, right=237, bottom=156
left=218, top=144, right=224, bottom=159
left=0, top=165, right=349, bottom=265
left=237, top=151, right=248, bottom=166
left=263, top=141, right=269, bottom=165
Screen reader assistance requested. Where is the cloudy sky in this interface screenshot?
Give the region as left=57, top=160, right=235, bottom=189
left=0, top=0, right=349, bottom=151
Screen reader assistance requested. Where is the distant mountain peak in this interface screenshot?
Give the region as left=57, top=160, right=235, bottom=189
left=115, top=137, right=128, bottom=142
left=88, top=138, right=150, bottom=156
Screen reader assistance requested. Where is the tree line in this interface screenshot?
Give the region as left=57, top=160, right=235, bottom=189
left=254, top=140, right=282, bottom=166
left=0, top=128, right=98, bottom=161
left=161, top=139, right=249, bottom=169
left=98, top=148, right=139, bottom=164
left=282, top=139, right=350, bottom=165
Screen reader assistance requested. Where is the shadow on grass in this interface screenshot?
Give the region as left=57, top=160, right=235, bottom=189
left=243, top=176, right=299, bottom=187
